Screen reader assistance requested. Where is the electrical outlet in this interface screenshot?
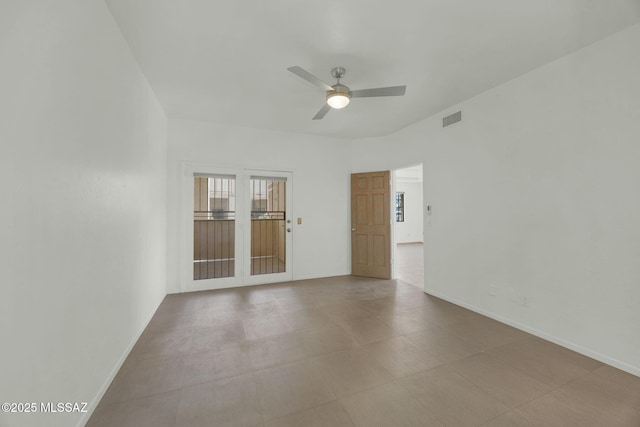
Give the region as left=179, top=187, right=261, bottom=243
left=488, top=285, right=497, bottom=296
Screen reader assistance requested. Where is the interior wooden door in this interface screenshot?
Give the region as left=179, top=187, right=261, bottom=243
left=351, top=171, right=391, bottom=279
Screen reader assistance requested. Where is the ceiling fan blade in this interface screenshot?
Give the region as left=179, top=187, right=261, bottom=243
left=287, top=66, right=334, bottom=91
left=312, top=104, right=331, bottom=120
left=350, top=85, right=406, bottom=98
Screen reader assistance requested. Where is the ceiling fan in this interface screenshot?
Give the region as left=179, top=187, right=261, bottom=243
left=287, top=66, right=407, bottom=120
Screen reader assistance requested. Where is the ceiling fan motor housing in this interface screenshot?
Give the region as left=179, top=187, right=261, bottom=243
left=328, top=83, right=351, bottom=98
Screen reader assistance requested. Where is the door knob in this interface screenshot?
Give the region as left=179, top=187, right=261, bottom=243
left=351, top=228, right=356, bottom=232
left=287, top=228, right=291, bottom=232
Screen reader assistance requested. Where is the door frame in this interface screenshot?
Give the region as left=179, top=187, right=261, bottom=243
left=391, top=163, right=425, bottom=288
left=350, top=165, right=425, bottom=286
left=180, top=163, right=294, bottom=292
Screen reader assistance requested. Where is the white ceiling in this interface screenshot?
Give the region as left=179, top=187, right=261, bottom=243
left=105, top=0, right=640, bottom=139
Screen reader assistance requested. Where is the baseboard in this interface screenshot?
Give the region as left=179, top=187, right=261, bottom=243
left=424, top=288, right=640, bottom=378
left=76, top=294, right=166, bottom=427
left=167, top=272, right=354, bottom=294
left=292, top=272, right=352, bottom=282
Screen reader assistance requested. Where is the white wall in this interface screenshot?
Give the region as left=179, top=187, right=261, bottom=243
left=394, top=181, right=424, bottom=243
left=351, top=23, right=640, bottom=375
left=0, top=1, right=167, bottom=426
left=167, top=119, right=352, bottom=293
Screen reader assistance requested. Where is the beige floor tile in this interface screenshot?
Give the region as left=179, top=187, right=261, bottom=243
left=310, top=348, right=395, bottom=397
left=300, top=325, right=356, bottom=357
left=239, top=300, right=286, bottom=320
left=264, top=400, right=354, bottom=427
left=549, top=373, right=640, bottom=425
left=236, top=287, right=278, bottom=305
left=129, top=328, right=193, bottom=361
left=389, top=291, right=433, bottom=310
left=318, top=302, right=375, bottom=322
left=243, top=314, right=293, bottom=340
left=276, top=294, right=320, bottom=311
left=176, top=373, right=262, bottom=427
left=362, top=336, right=443, bottom=378
left=399, top=365, right=509, bottom=426
left=340, top=381, right=443, bottom=427
left=189, top=290, right=247, bottom=309
left=86, top=390, right=180, bottom=427
left=101, top=355, right=185, bottom=403
left=593, top=364, right=640, bottom=396
left=514, top=393, right=610, bottom=427
left=487, top=337, right=601, bottom=387
left=378, top=309, right=434, bottom=335
left=144, top=310, right=195, bottom=333
left=154, top=294, right=202, bottom=315
left=254, top=360, right=335, bottom=421
left=448, top=352, right=552, bottom=408
left=379, top=303, right=433, bottom=321
left=481, top=411, right=538, bottom=427
left=91, top=274, right=638, bottom=427
left=281, top=307, right=338, bottom=332
left=336, top=316, right=399, bottom=345
left=440, top=317, right=530, bottom=350
left=409, top=301, right=484, bottom=328
left=406, top=324, right=483, bottom=362
left=358, top=296, right=403, bottom=313
left=183, top=342, right=253, bottom=386
left=190, top=307, right=238, bottom=327
left=249, top=331, right=309, bottom=370
left=190, top=321, right=246, bottom=352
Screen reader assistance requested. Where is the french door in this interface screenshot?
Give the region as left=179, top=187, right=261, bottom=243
left=183, top=166, right=292, bottom=291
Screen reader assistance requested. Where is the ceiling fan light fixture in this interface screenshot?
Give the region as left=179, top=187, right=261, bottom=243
left=327, top=92, right=350, bottom=109
left=326, top=84, right=351, bottom=109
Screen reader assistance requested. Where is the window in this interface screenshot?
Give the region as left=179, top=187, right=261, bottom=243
left=395, top=192, right=405, bottom=222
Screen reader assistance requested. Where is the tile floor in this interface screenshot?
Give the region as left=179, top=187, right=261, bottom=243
left=87, top=276, right=640, bottom=426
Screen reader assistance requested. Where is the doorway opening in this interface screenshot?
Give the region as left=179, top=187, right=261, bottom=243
left=393, top=164, right=424, bottom=289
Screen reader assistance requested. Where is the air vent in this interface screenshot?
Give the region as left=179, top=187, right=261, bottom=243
left=443, top=111, right=462, bottom=127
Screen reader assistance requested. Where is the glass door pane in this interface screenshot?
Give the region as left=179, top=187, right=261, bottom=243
left=193, top=175, right=235, bottom=280
left=249, top=176, right=286, bottom=275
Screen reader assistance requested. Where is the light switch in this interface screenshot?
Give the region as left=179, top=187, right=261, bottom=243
left=297, top=217, right=302, bottom=224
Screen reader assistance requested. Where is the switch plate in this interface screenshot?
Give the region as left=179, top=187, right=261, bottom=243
left=297, top=217, right=302, bottom=225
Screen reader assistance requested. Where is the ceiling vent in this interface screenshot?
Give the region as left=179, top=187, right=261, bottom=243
left=443, top=111, right=462, bottom=127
